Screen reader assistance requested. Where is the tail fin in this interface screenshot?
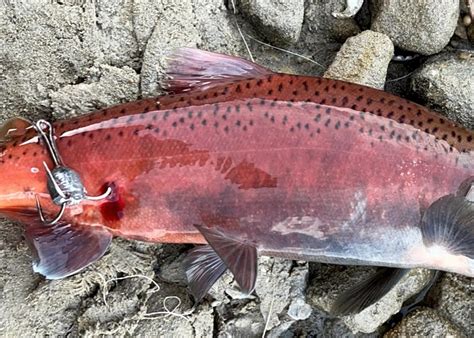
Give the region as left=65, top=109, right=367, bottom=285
left=421, top=194, right=474, bottom=259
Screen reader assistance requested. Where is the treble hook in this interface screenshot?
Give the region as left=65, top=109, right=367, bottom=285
left=33, top=119, right=112, bottom=225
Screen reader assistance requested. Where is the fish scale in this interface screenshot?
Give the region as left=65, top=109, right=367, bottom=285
left=0, top=48, right=472, bottom=314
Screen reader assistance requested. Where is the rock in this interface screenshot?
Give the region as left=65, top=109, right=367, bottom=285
left=429, top=273, right=474, bottom=336
left=385, top=307, right=463, bottom=337
left=324, top=30, right=394, bottom=89
left=371, top=0, right=459, bottom=55
left=332, top=0, right=364, bottom=19
left=255, top=258, right=310, bottom=335
left=410, top=53, right=474, bottom=129
left=468, top=22, right=474, bottom=42
left=50, top=65, right=139, bottom=119
left=92, top=0, right=141, bottom=69
left=288, top=298, right=312, bottom=321
left=307, top=265, right=432, bottom=334
left=301, top=0, right=360, bottom=44
left=208, top=257, right=311, bottom=336
left=239, top=0, right=304, bottom=45
left=0, top=2, right=96, bottom=121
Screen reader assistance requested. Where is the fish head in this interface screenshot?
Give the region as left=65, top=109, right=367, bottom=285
left=0, top=118, right=52, bottom=219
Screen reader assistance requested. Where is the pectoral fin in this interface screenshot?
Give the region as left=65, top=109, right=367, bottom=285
left=24, top=219, right=112, bottom=279
left=331, top=267, right=409, bottom=316
left=185, top=224, right=258, bottom=301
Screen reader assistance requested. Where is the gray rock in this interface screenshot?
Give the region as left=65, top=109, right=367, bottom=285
left=208, top=257, right=311, bottom=336
left=255, top=258, right=310, bottom=335
left=429, top=273, right=474, bottom=336
left=410, top=53, right=474, bottom=129
left=50, top=65, right=139, bottom=119
left=385, top=307, right=463, bottom=337
left=301, top=0, right=360, bottom=44
left=332, top=0, right=364, bottom=19
left=324, top=30, right=394, bottom=89
left=239, top=0, right=304, bottom=45
left=371, top=0, right=459, bottom=55
left=92, top=0, right=141, bottom=69
left=307, top=265, right=432, bottom=334
left=0, top=2, right=96, bottom=121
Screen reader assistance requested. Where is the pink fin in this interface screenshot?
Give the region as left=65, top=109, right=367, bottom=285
left=184, top=245, right=227, bottom=302
left=162, top=48, right=273, bottom=94
left=193, top=224, right=258, bottom=296
left=24, top=219, right=112, bottom=279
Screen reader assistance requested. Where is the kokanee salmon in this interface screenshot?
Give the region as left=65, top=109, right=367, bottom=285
left=0, top=48, right=472, bottom=315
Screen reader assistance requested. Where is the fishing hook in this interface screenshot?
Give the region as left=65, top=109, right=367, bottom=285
left=34, top=119, right=112, bottom=225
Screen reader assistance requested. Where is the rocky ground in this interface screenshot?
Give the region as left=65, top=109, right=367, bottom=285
left=0, top=0, right=473, bottom=336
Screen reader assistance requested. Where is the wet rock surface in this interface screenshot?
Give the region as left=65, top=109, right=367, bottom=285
left=0, top=0, right=473, bottom=336
left=371, top=0, right=459, bottom=55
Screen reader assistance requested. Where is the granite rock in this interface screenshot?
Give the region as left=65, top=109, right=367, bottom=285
left=371, top=0, right=459, bottom=55
left=411, top=52, right=474, bottom=129
left=239, top=0, right=304, bottom=44
left=324, top=30, right=394, bottom=89
left=385, top=307, right=463, bottom=337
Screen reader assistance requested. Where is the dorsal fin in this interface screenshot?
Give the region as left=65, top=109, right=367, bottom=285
left=161, top=48, right=273, bottom=94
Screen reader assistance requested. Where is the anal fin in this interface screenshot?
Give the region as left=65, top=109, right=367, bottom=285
left=183, top=245, right=227, bottom=302
left=331, top=267, right=409, bottom=316
left=185, top=224, right=258, bottom=300
left=24, top=219, right=112, bottom=279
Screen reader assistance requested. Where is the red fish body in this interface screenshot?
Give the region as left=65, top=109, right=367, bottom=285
left=0, top=49, right=473, bottom=312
